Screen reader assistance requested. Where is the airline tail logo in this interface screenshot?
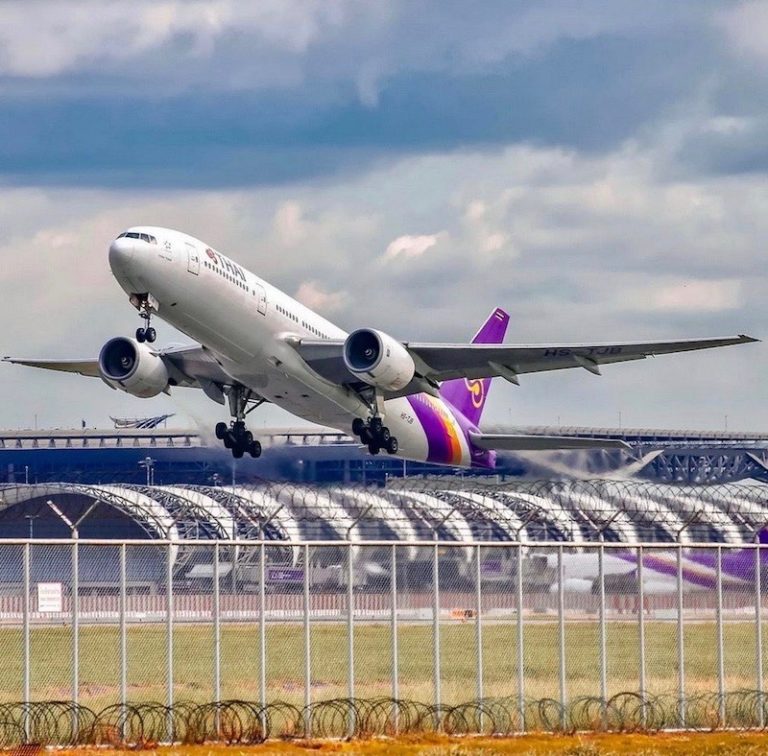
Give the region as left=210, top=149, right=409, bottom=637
left=465, top=378, right=485, bottom=409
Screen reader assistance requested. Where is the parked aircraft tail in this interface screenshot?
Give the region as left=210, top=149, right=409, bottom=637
left=440, top=307, right=510, bottom=425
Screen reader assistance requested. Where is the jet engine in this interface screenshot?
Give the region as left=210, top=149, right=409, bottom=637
left=98, top=337, right=170, bottom=398
left=343, top=328, right=415, bottom=391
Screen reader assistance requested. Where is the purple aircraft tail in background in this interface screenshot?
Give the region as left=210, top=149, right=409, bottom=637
left=440, top=307, right=510, bottom=426
left=616, top=529, right=768, bottom=590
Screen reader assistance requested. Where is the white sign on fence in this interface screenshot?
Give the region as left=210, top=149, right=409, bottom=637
left=37, top=583, right=63, bottom=613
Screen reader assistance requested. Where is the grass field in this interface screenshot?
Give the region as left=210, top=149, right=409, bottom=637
left=0, top=619, right=764, bottom=711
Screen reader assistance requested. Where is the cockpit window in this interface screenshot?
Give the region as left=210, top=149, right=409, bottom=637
left=116, top=231, right=157, bottom=243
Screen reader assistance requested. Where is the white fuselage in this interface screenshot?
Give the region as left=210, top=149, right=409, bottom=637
left=108, top=227, right=475, bottom=466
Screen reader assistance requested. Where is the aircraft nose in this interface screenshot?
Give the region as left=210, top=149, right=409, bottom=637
left=108, top=237, right=135, bottom=273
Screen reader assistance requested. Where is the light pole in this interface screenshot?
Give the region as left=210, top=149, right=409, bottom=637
left=24, top=514, right=39, bottom=540
left=138, top=457, right=155, bottom=486
left=24, top=466, right=29, bottom=485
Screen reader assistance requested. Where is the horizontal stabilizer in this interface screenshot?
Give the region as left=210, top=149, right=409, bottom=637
left=469, top=431, right=631, bottom=451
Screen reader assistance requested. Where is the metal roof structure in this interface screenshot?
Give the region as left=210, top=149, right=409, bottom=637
left=1, top=480, right=767, bottom=550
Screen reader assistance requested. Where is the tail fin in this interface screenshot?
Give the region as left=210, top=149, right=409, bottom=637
left=440, top=307, right=510, bottom=426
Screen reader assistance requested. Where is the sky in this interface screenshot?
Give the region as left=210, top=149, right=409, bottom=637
left=2, top=0, right=768, bottom=433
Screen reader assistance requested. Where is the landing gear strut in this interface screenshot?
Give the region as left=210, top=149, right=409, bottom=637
left=353, top=417, right=399, bottom=456
left=215, top=387, right=263, bottom=459
left=133, top=294, right=157, bottom=344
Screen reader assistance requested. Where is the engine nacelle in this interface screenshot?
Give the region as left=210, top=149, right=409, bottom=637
left=343, top=328, right=415, bottom=391
left=98, top=337, right=169, bottom=398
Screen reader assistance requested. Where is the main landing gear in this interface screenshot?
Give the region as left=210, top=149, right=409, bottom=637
left=133, top=294, right=157, bottom=343
left=215, top=420, right=261, bottom=459
left=215, top=386, right=263, bottom=459
left=353, top=417, right=399, bottom=456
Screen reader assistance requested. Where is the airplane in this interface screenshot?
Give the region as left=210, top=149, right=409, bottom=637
left=3, top=226, right=758, bottom=468
left=542, top=532, right=768, bottom=594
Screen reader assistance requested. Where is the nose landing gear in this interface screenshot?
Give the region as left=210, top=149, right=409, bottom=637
left=131, top=294, right=157, bottom=343
left=352, top=417, right=399, bottom=456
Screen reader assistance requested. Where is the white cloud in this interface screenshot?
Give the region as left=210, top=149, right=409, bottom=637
left=272, top=201, right=307, bottom=247
left=294, top=281, right=349, bottom=313
left=719, top=1, right=768, bottom=63
left=622, top=279, right=742, bottom=313
left=383, top=233, right=443, bottom=260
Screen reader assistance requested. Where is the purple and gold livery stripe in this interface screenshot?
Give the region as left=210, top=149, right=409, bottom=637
left=407, top=394, right=464, bottom=466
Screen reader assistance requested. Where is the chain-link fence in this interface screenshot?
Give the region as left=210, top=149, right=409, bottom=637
left=0, top=536, right=766, bottom=743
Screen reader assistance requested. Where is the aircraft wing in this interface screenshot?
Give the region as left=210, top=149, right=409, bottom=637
left=297, top=334, right=758, bottom=394
left=469, top=432, right=630, bottom=451
left=3, top=345, right=245, bottom=402
left=1, top=357, right=102, bottom=377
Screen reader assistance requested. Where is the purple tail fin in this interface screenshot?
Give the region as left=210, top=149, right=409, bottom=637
left=440, top=307, right=510, bottom=426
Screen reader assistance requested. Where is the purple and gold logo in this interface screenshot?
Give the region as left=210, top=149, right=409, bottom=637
left=205, top=248, right=219, bottom=264
left=465, top=378, right=484, bottom=409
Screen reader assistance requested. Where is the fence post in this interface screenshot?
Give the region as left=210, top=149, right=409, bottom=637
left=516, top=542, right=525, bottom=732
left=22, top=542, right=30, bottom=740
left=391, top=543, right=399, bottom=733
left=432, top=538, right=441, bottom=719
left=347, top=543, right=355, bottom=735
left=716, top=545, right=725, bottom=726
left=598, top=542, right=607, bottom=724
left=166, top=539, right=174, bottom=736
left=557, top=544, right=566, bottom=728
left=637, top=544, right=646, bottom=727
left=119, top=543, right=127, bottom=740
left=303, top=543, right=311, bottom=737
left=213, top=543, right=221, bottom=705
left=756, top=536, right=764, bottom=727
left=259, top=539, right=267, bottom=710
left=72, top=536, right=79, bottom=708
left=676, top=541, right=685, bottom=727
left=475, top=542, right=483, bottom=699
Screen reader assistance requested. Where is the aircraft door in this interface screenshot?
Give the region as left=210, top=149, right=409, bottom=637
left=186, top=242, right=200, bottom=275
left=254, top=283, right=267, bottom=314
left=160, top=239, right=174, bottom=261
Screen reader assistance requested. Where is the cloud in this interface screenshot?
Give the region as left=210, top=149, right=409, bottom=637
left=0, top=1, right=740, bottom=189
left=622, top=279, right=742, bottom=313
left=383, top=233, right=443, bottom=261
left=719, top=1, right=768, bottom=64
left=294, top=280, right=349, bottom=313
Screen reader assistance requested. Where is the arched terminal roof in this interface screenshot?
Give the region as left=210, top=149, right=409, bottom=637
left=1, top=480, right=768, bottom=548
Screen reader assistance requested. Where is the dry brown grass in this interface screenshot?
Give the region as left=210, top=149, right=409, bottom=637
left=53, top=731, right=768, bottom=755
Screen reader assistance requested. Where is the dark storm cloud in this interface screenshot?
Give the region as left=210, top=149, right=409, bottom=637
left=0, top=1, right=723, bottom=188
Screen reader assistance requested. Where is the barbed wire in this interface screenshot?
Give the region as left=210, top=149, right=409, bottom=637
left=0, top=692, right=766, bottom=745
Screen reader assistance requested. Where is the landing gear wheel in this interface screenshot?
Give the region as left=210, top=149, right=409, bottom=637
left=370, top=417, right=383, bottom=435
left=352, top=418, right=365, bottom=436
left=145, top=327, right=157, bottom=343
left=223, top=433, right=234, bottom=449
left=368, top=442, right=380, bottom=455
left=360, top=427, right=373, bottom=444
left=243, top=430, right=254, bottom=447
left=386, top=436, right=399, bottom=454
left=136, top=327, right=146, bottom=343
left=379, top=426, right=391, bottom=444
left=232, top=444, right=244, bottom=459
left=215, top=422, right=227, bottom=440
left=249, top=440, right=262, bottom=458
